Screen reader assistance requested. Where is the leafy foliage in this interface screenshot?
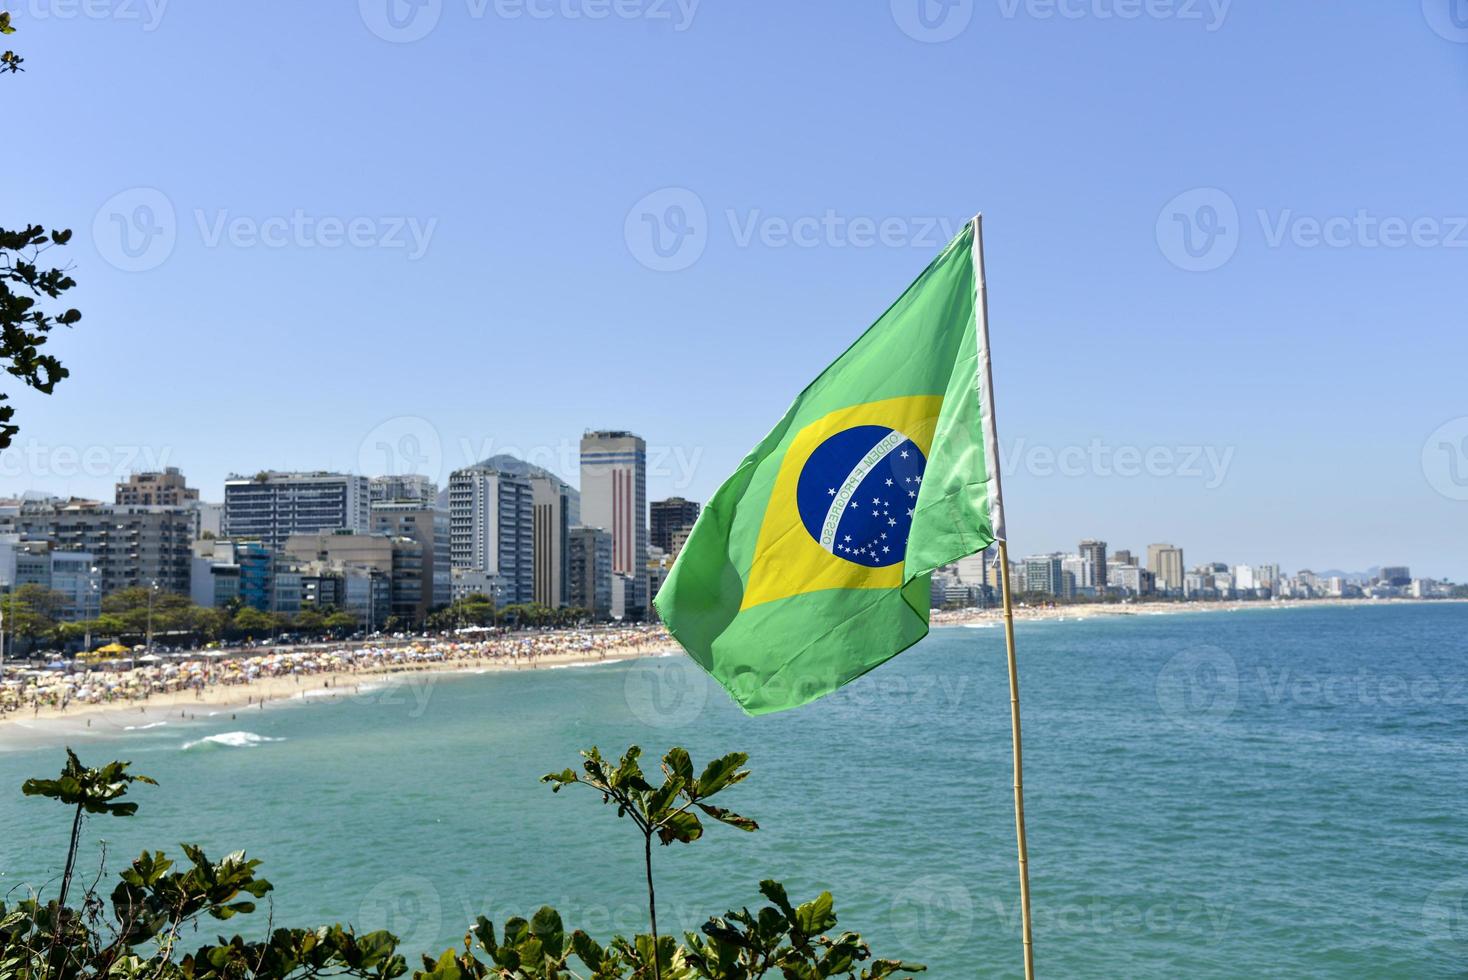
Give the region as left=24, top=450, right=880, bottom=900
left=686, top=881, right=923, bottom=979
left=21, top=749, right=157, bottom=818
left=425, top=598, right=591, bottom=631
left=543, top=747, right=760, bottom=977
left=1, top=11, right=21, bottom=74
left=0, top=17, right=81, bottom=446
left=1, top=585, right=72, bottom=644
left=543, top=746, right=760, bottom=845
left=6, top=747, right=925, bottom=980
left=0, top=222, right=81, bottom=447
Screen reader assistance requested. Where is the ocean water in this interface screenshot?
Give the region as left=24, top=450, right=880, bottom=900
left=1, top=604, right=1465, bottom=978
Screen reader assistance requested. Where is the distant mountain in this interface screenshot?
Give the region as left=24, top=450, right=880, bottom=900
left=434, top=454, right=579, bottom=509
left=474, top=454, right=575, bottom=486
left=1312, top=567, right=1380, bottom=583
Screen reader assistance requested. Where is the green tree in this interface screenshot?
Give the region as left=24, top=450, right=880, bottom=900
left=231, top=607, right=277, bottom=635
left=10, top=750, right=404, bottom=980
left=2, top=584, right=69, bottom=646
left=324, top=610, right=359, bottom=633
left=293, top=609, right=327, bottom=633
left=8, top=746, right=924, bottom=979
left=544, top=747, right=758, bottom=977
left=22, top=749, right=157, bottom=907
left=0, top=16, right=82, bottom=449
left=98, top=586, right=212, bottom=641
left=428, top=594, right=496, bottom=630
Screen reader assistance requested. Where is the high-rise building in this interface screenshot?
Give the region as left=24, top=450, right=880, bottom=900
left=223, top=472, right=370, bottom=552
left=1110, top=563, right=1155, bottom=595
left=371, top=503, right=448, bottom=618
left=192, top=501, right=223, bottom=539
left=0, top=537, right=101, bottom=620
left=0, top=536, right=52, bottom=592
left=1061, top=554, right=1086, bottom=592
left=568, top=526, right=613, bottom=619
left=530, top=474, right=578, bottom=608
left=650, top=497, right=700, bottom=554
left=954, top=548, right=993, bottom=590
left=116, top=468, right=199, bottom=507
left=369, top=474, right=439, bottom=506
left=448, top=464, right=534, bottom=606
left=2, top=499, right=194, bottom=596
left=580, top=431, right=648, bottom=618
left=1231, top=564, right=1277, bottom=596
left=646, top=549, right=674, bottom=617
left=1184, top=568, right=1214, bottom=598
left=1147, top=543, right=1185, bottom=594
left=191, top=539, right=274, bottom=611
left=1079, top=539, right=1108, bottom=592
left=1022, top=554, right=1064, bottom=596
left=49, top=550, right=102, bottom=620
left=371, top=474, right=449, bottom=609
left=1380, top=566, right=1411, bottom=587
left=282, top=531, right=423, bottom=627
left=1214, top=568, right=1235, bottom=595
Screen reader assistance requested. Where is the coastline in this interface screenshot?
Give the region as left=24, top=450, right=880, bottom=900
left=0, top=637, right=679, bottom=743
left=929, top=595, right=1464, bottom=627
left=3, top=598, right=1459, bottom=743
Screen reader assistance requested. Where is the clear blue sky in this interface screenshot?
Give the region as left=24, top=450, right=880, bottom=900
left=5, top=1, right=1466, bottom=578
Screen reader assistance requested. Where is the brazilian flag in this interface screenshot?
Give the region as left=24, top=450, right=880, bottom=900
left=654, top=216, right=1007, bottom=715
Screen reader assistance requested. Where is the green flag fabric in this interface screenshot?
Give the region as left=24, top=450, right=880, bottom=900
left=653, top=216, right=1006, bottom=715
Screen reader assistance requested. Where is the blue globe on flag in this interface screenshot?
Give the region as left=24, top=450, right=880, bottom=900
left=795, top=425, right=928, bottom=568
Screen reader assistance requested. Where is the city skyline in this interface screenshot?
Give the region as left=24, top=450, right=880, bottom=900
left=4, top=9, right=1464, bottom=978
left=0, top=457, right=1447, bottom=588
left=4, top=5, right=1463, bottom=582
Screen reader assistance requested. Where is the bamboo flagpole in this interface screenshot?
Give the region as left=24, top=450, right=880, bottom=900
left=997, top=540, right=1035, bottom=978
left=970, top=215, right=1035, bottom=979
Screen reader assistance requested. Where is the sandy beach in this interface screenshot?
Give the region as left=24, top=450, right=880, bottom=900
left=3, top=598, right=1457, bottom=743
left=0, top=629, right=678, bottom=741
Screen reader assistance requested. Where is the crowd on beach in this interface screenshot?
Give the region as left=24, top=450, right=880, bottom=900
left=0, top=625, right=673, bottom=720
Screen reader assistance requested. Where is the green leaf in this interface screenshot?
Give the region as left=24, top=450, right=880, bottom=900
left=422, top=948, right=462, bottom=980
left=541, top=768, right=578, bottom=792
left=663, top=747, right=694, bottom=785
left=646, top=775, right=685, bottom=819
left=570, top=929, right=609, bottom=969
left=529, top=905, right=565, bottom=959
left=759, top=880, right=796, bottom=921
left=794, top=892, right=837, bottom=937
left=657, top=808, right=703, bottom=845
left=696, top=803, right=759, bottom=832
left=695, top=752, right=750, bottom=799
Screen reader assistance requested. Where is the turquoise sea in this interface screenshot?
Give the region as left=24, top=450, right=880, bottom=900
left=2, top=604, right=1466, bottom=977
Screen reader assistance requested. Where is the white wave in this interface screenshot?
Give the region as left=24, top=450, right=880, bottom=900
left=181, top=731, right=283, bottom=750
left=123, top=721, right=169, bottom=731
